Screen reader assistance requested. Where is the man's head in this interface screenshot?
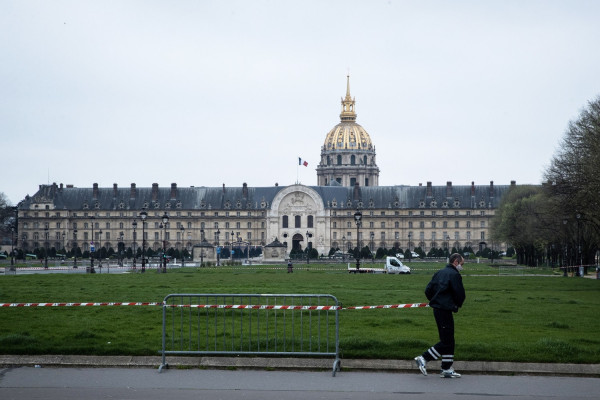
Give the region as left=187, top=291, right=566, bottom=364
left=449, top=253, right=463, bottom=267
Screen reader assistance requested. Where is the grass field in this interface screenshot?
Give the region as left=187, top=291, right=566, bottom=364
left=1, top=262, right=599, bottom=363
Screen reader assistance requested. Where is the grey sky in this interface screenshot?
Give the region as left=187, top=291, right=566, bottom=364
left=2, top=0, right=599, bottom=205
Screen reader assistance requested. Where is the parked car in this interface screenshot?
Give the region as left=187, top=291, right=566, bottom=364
left=395, top=253, right=405, bottom=259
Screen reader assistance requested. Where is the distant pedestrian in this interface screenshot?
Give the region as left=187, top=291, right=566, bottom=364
left=287, top=260, right=293, bottom=273
left=414, top=253, right=466, bottom=378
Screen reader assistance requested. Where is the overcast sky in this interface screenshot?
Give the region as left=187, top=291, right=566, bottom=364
left=2, top=0, right=600, bottom=205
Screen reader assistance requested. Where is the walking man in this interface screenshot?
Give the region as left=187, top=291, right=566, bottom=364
left=415, top=253, right=466, bottom=378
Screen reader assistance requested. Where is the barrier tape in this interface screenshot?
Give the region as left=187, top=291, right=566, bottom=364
left=0, top=302, right=161, bottom=307
left=0, top=301, right=429, bottom=310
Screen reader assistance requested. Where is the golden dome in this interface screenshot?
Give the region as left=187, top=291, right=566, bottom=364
left=323, top=76, right=374, bottom=151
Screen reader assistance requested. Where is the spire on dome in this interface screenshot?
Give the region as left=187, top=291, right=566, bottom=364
left=340, top=75, right=357, bottom=122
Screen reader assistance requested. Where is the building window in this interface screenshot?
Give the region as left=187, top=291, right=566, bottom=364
left=408, top=222, right=413, bottom=228
left=333, top=221, right=337, bottom=228
left=295, top=215, right=301, bottom=228
left=455, top=221, right=459, bottom=228
left=467, top=221, right=471, bottom=228
left=480, top=221, right=485, bottom=228
left=282, top=215, right=288, bottom=228
left=369, top=222, right=374, bottom=228
left=350, top=177, right=356, bottom=186
left=307, top=215, right=314, bottom=228
left=337, top=155, right=342, bottom=165
left=432, top=221, right=436, bottom=228
left=351, top=155, right=356, bottom=165
left=380, top=222, right=385, bottom=228
left=395, top=221, right=399, bottom=228
left=481, top=232, right=485, bottom=241
left=419, top=222, right=424, bottom=229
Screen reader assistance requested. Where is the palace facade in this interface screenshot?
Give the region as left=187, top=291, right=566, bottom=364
left=14, top=77, right=514, bottom=260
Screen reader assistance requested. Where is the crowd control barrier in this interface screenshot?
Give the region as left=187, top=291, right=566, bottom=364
left=159, top=293, right=341, bottom=376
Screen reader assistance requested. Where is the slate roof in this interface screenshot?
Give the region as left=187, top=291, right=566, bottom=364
left=20, top=182, right=513, bottom=211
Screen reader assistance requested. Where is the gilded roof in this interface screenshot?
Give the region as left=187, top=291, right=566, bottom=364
left=323, top=75, right=374, bottom=151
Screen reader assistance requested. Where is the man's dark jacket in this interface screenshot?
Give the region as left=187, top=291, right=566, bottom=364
left=425, top=264, right=466, bottom=312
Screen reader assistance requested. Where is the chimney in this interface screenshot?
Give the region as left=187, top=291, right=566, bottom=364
left=60, top=183, right=64, bottom=190
left=243, top=182, right=248, bottom=198
left=222, top=183, right=226, bottom=193
left=113, top=183, right=118, bottom=198
left=152, top=183, right=159, bottom=201
left=170, top=183, right=177, bottom=200
left=446, top=181, right=452, bottom=197
left=511, top=180, right=516, bottom=186
left=471, top=181, right=475, bottom=196
left=93, top=183, right=99, bottom=199
left=353, top=182, right=361, bottom=201
left=418, top=183, right=422, bottom=187
left=426, top=181, right=432, bottom=197
left=489, top=180, right=494, bottom=196
left=130, top=183, right=136, bottom=198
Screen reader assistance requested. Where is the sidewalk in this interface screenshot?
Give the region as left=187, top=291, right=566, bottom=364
left=1, top=355, right=598, bottom=377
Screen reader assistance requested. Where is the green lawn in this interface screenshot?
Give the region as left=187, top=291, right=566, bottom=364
left=1, top=262, right=599, bottom=363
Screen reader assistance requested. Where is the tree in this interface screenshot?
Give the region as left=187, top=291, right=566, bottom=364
left=491, top=185, right=554, bottom=266
left=544, top=96, right=600, bottom=269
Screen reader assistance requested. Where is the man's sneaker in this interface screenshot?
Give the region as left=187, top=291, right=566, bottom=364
left=414, top=356, right=427, bottom=376
left=440, top=368, right=461, bottom=378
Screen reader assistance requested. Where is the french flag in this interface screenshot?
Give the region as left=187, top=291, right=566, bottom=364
left=298, top=157, right=308, bottom=167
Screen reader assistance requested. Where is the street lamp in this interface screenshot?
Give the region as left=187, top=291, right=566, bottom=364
left=216, top=228, right=221, bottom=266
left=370, top=232, right=375, bottom=263
left=90, top=216, right=95, bottom=273
left=10, top=226, right=15, bottom=270
left=576, top=213, right=581, bottom=277
left=230, top=231, right=234, bottom=261
left=73, top=228, right=78, bottom=269
left=199, top=228, right=204, bottom=267
left=408, top=232, right=412, bottom=261
left=354, top=208, right=362, bottom=270
left=306, top=230, right=311, bottom=264
left=140, top=210, right=147, bottom=272
left=132, top=220, right=137, bottom=270
left=119, top=233, right=124, bottom=267
left=180, top=226, right=185, bottom=267
left=342, top=236, right=346, bottom=260
left=44, top=225, right=49, bottom=269
left=562, top=219, right=568, bottom=277
left=98, top=230, right=103, bottom=272
left=162, top=212, right=169, bottom=273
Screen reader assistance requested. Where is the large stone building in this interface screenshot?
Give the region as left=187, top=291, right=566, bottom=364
left=14, top=78, right=513, bottom=261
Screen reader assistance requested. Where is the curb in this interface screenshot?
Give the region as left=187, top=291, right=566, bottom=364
left=1, top=355, right=598, bottom=377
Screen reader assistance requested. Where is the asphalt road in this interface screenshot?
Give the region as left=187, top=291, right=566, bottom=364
left=1, top=367, right=599, bottom=400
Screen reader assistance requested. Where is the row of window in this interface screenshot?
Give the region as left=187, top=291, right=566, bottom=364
left=331, top=220, right=486, bottom=229
left=332, top=231, right=486, bottom=241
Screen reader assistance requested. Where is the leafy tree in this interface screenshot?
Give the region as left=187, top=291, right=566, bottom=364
left=544, top=96, right=600, bottom=270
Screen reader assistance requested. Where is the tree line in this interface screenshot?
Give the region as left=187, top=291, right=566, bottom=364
left=492, top=96, right=600, bottom=270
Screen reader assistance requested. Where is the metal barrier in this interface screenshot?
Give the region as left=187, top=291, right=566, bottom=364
left=159, top=293, right=341, bottom=376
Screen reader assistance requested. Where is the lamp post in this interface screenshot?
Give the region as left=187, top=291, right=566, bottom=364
left=576, top=213, right=581, bottom=277
left=230, top=231, right=234, bottom=261
left=216, top=228, right=221, bottom=266
left=562, top=219, right=568, bottom=276
left=199, top=228, right=204, bottom=267
left=162, top=212, right=169, bottom=273
left=306, top=230, right=310, bottom=264
left=10, top=226, right=15, bottom=270
left=44, top=226, right=49, bottom=269
left=370, top=232, right=375, bottom=263
left=140, top=210, right=147, bottom=272
left=342, top=236, right=346, bottom=260
left=354, top=208, right=362, bottom=270
left=90, top=216, right=95, bottom=273
left=98, top=230, right=102, bottom=272
left=180, top=226, right=185, bottom=267
left=73, top=228, right=78, bottom=269
left=408, top=232, right=412, bottom=261
left=119, top=233, right=124, bottom=267
left=132, top=220, right=137, bottom=270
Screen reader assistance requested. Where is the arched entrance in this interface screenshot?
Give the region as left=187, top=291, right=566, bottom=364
left=292, top=233, right=305, bottom=251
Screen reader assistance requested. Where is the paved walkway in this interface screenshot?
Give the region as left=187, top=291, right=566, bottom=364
left=1, top=355, right=599, bottom=377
